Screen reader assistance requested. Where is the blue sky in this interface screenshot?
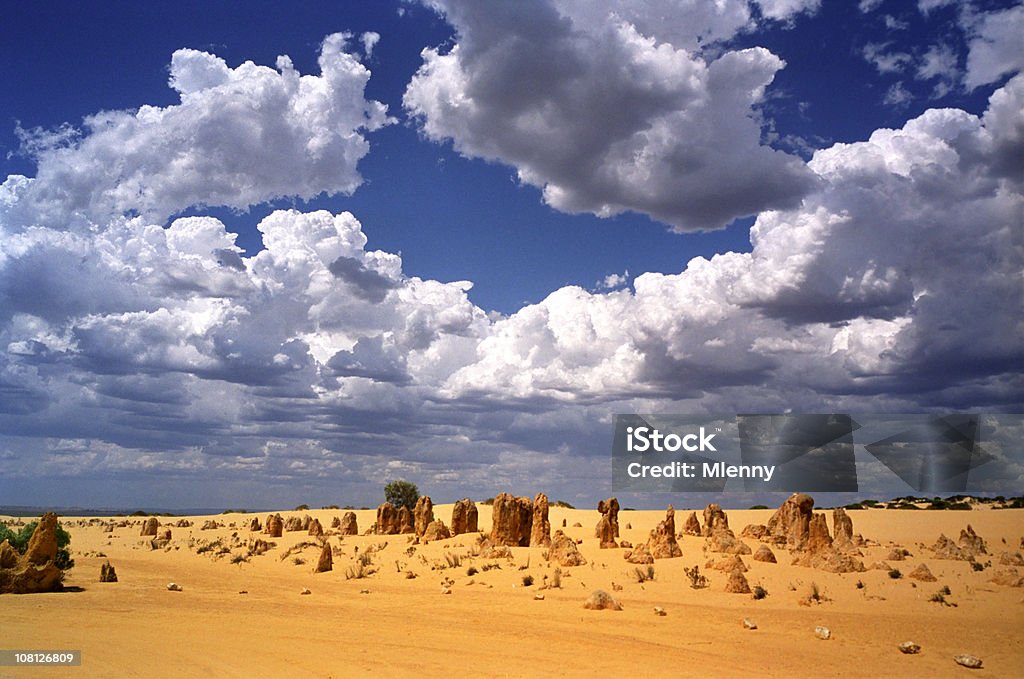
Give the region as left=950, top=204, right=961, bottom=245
left=0, top=0, right=1021, bottom=510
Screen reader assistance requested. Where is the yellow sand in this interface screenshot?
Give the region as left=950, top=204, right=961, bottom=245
left=2, top=505, right=1022, bottom=678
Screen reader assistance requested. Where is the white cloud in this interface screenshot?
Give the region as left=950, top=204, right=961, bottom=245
left=552, top=0, right=819, bottom=51
left=596, top=271, right=629, bottom=290
left=405, top=0, right=817, bottom=232
left=443, top=76, right=1024, bottom=407
left=917, top=0, right=956, bottom=14
left=862, top=37, right=965, bottom=102
left=862, top=3, right=1024, bottom=100
left=883, top=82, right=914, bottom=107
left=361, top=31, right=381, bottom=58
left=862, top=42, right=913, bottom=74
left=755, top=0, right=820, bottom=22
left=0, top=26, right=1020, bottom=505
left=883, top=14, right=909, bottom=30
left=964, top=4, right=1024, bottom=89
left=916, top=42, right=960, bottom=83
left=11, top=34, right=391, bottom=228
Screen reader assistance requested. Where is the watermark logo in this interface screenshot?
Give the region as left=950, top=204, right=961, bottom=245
left=625, top=425, right=718, bottom=453
left=612, top=413, right=1020, bottom=494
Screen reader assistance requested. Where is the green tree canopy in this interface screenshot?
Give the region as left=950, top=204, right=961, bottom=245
left=384, top=480, right=419, bottom=511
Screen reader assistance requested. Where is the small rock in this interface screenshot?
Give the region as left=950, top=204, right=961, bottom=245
left=534, top=593, right=545, bottom=600
left=908, top=563, right=937, bottom=582
left=359, top=588, right=370, bottom=594
left=815, top=625, right=831, bottom=640
left=753, top=544, right=777, bottom=564
left=653, top=606, right=667, bottom=616
left=166, top=582, right=182, bottom=592
left=724, top=568, right=751, bottom=594
left=583, top=589, right=622, bottom=610
left=99, top=561, right=118, bottom=583
left=743, top=618, right=757, bottom=630
left=238, top=590, right=248, bottom=594
left=300, top=587, right=311, bottom=595
left=898, top=641, right=920, bottom=655
left=953, top=654, right=982, bottom=669
left=441, top=585, right=452, bottom=595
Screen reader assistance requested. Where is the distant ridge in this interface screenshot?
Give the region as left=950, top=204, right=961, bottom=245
left=0, top=505, right=257, bottom=518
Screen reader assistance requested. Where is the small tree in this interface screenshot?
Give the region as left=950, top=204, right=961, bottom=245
left=384, top=480, right=419, bottom=511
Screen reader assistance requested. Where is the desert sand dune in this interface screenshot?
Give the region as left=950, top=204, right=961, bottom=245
left=2, top=501, right=1022, bottom=678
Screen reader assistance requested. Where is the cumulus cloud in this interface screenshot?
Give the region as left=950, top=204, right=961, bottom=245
left=596, top=271, right=630, bottom=291
left=9, top=34, right=391, bottom=228
left=0, top=23, right=1020, bottom=506
left=404, top=0, right=817, bottom=232
left=551, top=0, right=819, bottom=51
left=443, top=76, right=1024, bottom=408
left=0, top=205, right=490, bottom=470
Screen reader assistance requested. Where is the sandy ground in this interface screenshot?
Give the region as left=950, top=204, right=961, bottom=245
left=1, top=503, right=1022, bottom=678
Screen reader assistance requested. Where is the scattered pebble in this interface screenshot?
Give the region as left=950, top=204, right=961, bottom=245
left=166, top=583, right=182, bottom=592
left=359, top=588, right=370, bottom=594
left=954, top=654, right=983, bottom=669
left=898, top=641, right=920, bottom=655
left=441, top=585, right=452, bottom=595
left=300, top=588, right=311, bottom=595
left=238, top=590, right=248, bottom=595
left=534, top=593, right=545, bottom=600
left=815, top=626, right=831, bottom=640
left=743, top=618, right=757, bottom=630
left=653, top=606, right=667, bottom=616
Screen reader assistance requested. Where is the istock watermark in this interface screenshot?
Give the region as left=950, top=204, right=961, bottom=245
left=625, top=425, right=718, bottom=453
left=611, top=413, right=1024, bottom=494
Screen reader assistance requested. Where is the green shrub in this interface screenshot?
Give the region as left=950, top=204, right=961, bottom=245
left=633, top=566, right=654, bottom=583
left=0, top=520, right=75, bottom=572
left=684, top=565, right=708, bottom=589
